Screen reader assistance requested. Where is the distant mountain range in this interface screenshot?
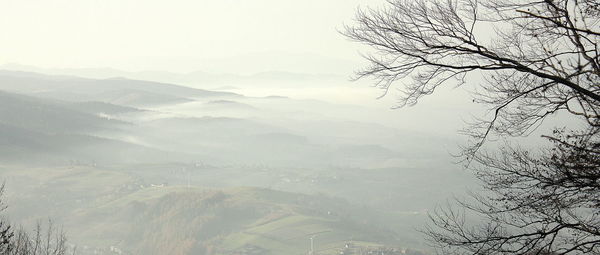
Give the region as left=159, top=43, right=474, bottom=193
left=0, top=69, right=460, bottom=168
left=0, top=68, right=468, bottom=255
left=0, top=64, right=347, bottom=89
left=0, top=71, right=239, bottom=164
left=0, top=70, right=240, bottom=107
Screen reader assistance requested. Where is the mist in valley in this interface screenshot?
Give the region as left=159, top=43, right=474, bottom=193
left=0, top=1, right=482, bottom=254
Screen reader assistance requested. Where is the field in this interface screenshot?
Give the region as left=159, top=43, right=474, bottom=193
left=1, top=164, right=405, bottom=255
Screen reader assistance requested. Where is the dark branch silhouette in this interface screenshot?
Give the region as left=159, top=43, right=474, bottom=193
left=0, top=184, right=73, bottom=255
left=345, top=0, right=600, bottom=254
left=343, top=0, right=600, bottom=155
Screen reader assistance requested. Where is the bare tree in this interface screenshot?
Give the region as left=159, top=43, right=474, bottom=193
left=0, top=184, right=14, bottom=254
left=344, top=0, right=600, bottom=152
left=10, top=220, right=71, bottom=255
left=0, top=184, right=74, bottom=255
left=344, top=0, right=600, bottom=254
left=424, top=127, right=600, bottom=254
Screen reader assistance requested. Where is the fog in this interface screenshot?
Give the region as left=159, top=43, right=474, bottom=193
left=0, top=1, right=484, bottom=255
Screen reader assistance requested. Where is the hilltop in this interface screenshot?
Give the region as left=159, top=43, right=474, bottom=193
left=3, top=165, right=406, bottom=255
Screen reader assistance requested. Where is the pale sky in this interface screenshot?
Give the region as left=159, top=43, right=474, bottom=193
left=0, top=0, right=383, bottom=74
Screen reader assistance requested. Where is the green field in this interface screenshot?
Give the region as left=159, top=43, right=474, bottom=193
left=1, top=165, right=405, bottom=255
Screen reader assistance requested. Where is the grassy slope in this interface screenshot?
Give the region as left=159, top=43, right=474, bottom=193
left=80, top=186, right=391, bottom=255
left=2, top=166, right=399, bottom=255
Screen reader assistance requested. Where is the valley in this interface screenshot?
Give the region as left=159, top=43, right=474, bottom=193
left=0, top=70, right=471, bottom=254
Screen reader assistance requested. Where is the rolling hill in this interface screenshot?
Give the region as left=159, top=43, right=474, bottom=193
left=3, top=165, right=405, bottom=255
left=0, top=70, right=240, bottom=107
left=0, top=90, right=126, bottom=134
left=0, top=90, right=195, bottom=165
left=75, top=186, right=397, bottom=255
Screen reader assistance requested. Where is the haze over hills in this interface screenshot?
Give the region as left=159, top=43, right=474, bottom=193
left=0, top=93, right=193, bottom=165
left=0, top=69, right=470, bottom=254
left=0, top=64, right=345, bottom=89
left=0, top=90, right=125, bottom=133
left=0, top=0, right=498, bottom=254
left=0, top=70, right=239, bottom=107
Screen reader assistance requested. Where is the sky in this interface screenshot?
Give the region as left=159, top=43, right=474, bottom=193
left=0, top=0, right=480, bottom=135
left=0, top=0, right=384, bottom=74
